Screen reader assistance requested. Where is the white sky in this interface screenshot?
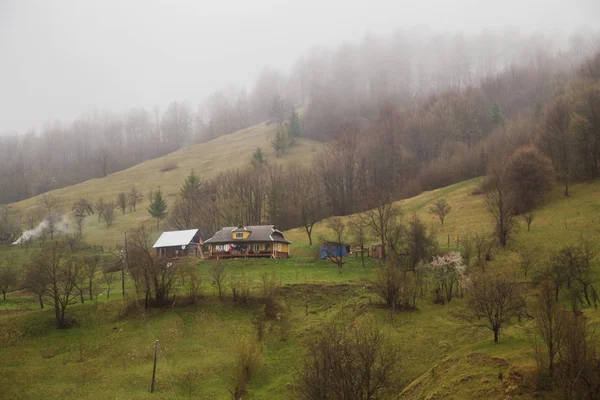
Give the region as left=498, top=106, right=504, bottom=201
left=0, top=0, right=598, bottom=134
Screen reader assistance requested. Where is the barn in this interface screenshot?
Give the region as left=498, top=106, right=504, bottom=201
left=153, top=229, right=204, bottom=259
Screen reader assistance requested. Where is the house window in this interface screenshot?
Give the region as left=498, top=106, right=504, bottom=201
left=263, top=244, right=268, bottom=251
left=235, top=232, right=244, bottom=238
left=254, top=244, right=259, bottom=251
left=277, top=243, right=282, bottom=252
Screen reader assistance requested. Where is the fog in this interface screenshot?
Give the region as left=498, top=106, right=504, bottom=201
left=0, top=0, right=598, bottom=134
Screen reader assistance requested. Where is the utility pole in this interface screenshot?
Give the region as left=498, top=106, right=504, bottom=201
left=151, top=340, right=159, bottom=393
left=122, top=231, right=128, bottom=297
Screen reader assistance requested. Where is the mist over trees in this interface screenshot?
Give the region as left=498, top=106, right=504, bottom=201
left=1, top=30, right=598, bottom=205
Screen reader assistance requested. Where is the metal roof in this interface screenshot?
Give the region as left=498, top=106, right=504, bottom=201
left=153, top=229, right=199, bottom=248
left=204, top=225, right=291, bottom=244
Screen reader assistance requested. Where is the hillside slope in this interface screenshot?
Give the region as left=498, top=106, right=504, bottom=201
left=10, top=121, right=323, bottom=247
left=2, top=178, right=600, bottom=399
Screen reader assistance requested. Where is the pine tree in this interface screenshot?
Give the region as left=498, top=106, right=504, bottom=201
left=288, top=110, right=301, bottom=146
left=148, top=189, right=168, bottom=229
left=271, top=126, right=288, bottom=157
left=251, top=147, right=267, bottom=166
left=181, top=170, right=201, bottom=199
left=490, top=102, right=504, bottom=126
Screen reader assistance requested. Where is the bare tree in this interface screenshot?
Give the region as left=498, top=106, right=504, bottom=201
left=348, top=216, right=368, bottom=268
left=522, top=212, right=534, bottom=231
left=0, top=255, right=18, bottom=301
left=23, top=261, right=48, bottom=309
left=429, top=199, right=452, bottom=226
left=209, top=261, right=227, bottom=300
left=540, top=97, right=573, bottom=197
left=295, top=319, right=400, bottom=400
left=326, top=217, right=346, bottom=274
left=357, top=199, right=401, bottom=260
left=484, top=166, right=518, bottom=247
left=39, top=194, right=63, bottom=240
left=464, top=272, right=526, bottom=342
left=128, top=184, right=144, bottom=212
left=102, top=265, right=116, bottom=299
left=34, top=240, right=82, bottom=328
left=229, top=338, right=263, bottom=400
left=82, top=254, right=100, bottom=300
left=117, top=192, right=128, bottom=214
left=506, top=146, right=554, bottom=213
left=533, top=279, right=567, bottom=377
left=102, top=201, right=116, bottom=229
left=128, top=226, right=180, bottom=307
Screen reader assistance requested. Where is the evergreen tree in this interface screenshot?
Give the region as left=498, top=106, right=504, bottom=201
left=490, top=102, right=505, bottom=126
left=288, top=110, right=301, bottom=146
left=148, top=189, right=168, bottom=229
left=271, top=126, right=288, bottom=157
left=181, top=170, right=202, bottom=199
left=251, top=147, right=267, bottom=166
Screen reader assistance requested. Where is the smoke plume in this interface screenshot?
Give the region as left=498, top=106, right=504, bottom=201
left=12, top=214, right=70, bottom=245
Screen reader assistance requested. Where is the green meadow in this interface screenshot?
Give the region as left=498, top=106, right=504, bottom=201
left=1, top=177, right=600, bottom=399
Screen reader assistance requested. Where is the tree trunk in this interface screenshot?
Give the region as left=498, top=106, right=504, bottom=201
left=39, top=294, right=44, bottom=309
left=305, top=225, right=313, bottom=246
left=493, top=327, right=499, bottom=343
left=360, top=248, right=365, bottom=268
left=54, top=297, right=61, bottom=328
left=89, top=280, right=94, bottom=301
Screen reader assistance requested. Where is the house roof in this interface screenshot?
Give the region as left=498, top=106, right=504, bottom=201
left=153, top=229, right=199, bottom=248
left=204, top=225, right=291, bottom=244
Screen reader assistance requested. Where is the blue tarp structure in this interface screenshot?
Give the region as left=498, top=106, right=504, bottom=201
left=319, top=242, right=348, bottom=259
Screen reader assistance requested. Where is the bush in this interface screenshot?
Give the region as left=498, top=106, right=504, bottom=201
left=160, top=161, right=178, bottom=172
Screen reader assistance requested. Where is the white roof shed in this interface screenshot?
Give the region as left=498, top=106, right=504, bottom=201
left=152, top=229, right=200, bottom=248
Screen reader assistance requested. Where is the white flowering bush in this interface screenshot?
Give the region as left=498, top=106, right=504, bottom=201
left=418, top=252, right=468, bottom=303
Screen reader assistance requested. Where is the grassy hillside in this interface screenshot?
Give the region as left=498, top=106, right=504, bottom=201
left=2, top=178, right=600, bottom=399
left=10, top=121, right=323, bottom=248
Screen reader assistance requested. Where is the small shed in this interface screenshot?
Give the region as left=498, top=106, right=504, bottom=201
left=371, top=244, right=383, bottom=260
left=153, top=229, right=204, bottom=259
left=319, top=241, right=349, bottom=259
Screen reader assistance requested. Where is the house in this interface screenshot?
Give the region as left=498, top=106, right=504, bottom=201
left=153, top=229, right=204, bottom=259
left=319, top=241, right=350, bottom=259
left=204, top=225, right=291, bottom=259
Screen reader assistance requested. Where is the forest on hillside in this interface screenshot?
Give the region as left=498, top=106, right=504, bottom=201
left=1, top=30, right=598, bottom=205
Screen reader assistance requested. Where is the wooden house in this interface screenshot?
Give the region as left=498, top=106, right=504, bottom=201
left=371, top=243, right=383, bottom=259
left=153, top=229, right=204, bottom=259
left=204, top=225, right=291, bottom=259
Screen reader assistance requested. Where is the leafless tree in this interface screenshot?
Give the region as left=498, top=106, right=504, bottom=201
left=102, top=266, right=116, bottom=299
left=82, top=254, right=100, bottom=300
left=533, top=279, right=567, bottom=377
left=348, top=216, right=368, bottom=268
left=128, top=226, right=180, bottom=307
left=128, top=184, right=144, bottom=212
left=117, top=192, right=128, bottom=214
left=540, top=97, right=573, bottom=197
left=464, top=272, right=526, bottom=342
left=22, top=261, right=48, bottom=309
left=229, top=338, right=263, bottom=400
left=209, top=261, right=227, bottom=300
left=0, top=255, right=18, bottom=301
left=295, top=319, right=401, bottom=400
left=34, top=240, right=82, bottom=328
left=484, top=166, right=518, bottom=247
left=39, top=194, right=63, bottom=240
left=506, top=145, right=554, bottom=213
left=357, top=198, right=401, bottom=260
left=102, top=201, right=116, bottom=229
left=429, top=199, right=452, bottom=226
left=326, top=217, right=346, bottom=274
left=522, top=212, right=535, bottom=231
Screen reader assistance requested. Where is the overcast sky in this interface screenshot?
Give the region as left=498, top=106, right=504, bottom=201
left=0, top=0, right=598, bottom=134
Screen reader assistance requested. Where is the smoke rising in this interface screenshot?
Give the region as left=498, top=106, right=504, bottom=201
left=12, top=214, right=70, bottom=245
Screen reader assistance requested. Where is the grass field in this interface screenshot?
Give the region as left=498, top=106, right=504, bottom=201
left=8, top=121, right=323, bottom=248
left=2, top=177, right=600, bottom=399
